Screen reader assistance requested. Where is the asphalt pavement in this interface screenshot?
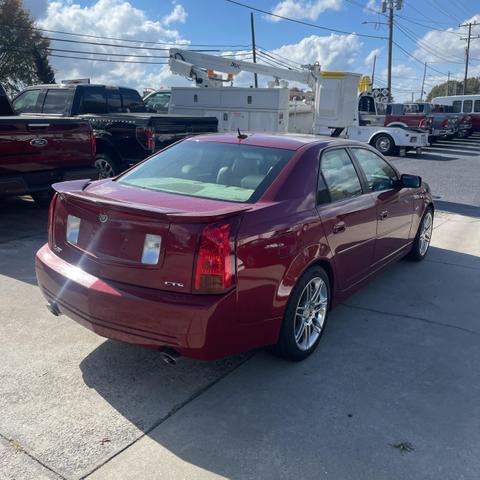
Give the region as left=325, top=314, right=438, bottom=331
left=1, top=135, right=479, bottom=480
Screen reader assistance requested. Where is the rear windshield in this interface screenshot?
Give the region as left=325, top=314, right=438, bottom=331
left=117, top=140, right=293, bottom=203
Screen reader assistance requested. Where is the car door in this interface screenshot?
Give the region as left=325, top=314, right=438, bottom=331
left=316, top=148, right=377, bottom=291
left=350, top=147, right=414, bottom=266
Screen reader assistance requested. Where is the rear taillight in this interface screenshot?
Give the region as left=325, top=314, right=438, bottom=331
left=194, top=223, right=235, bottom=293
left=136, top=127, right=155, bottom=152
left=48, top=193, right=58, bottom=248
left=442, top=119, right=449, bottom=128
left=419, top=119, right=427, bottom=129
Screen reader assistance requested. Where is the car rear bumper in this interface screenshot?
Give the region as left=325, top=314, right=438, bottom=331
left=35, top=244, right=276, bottom=359
left=0, top=166, right=98, bottom=197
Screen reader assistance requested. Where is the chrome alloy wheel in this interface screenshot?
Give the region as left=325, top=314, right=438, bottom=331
left=419, top=211, right=433, bottom=256
left=94, top=158, right=115, bottom=178
left=294, top=277, right=328, bottom=351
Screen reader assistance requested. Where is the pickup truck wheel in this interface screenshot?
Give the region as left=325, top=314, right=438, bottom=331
left=272, top=266, right=330, bottom=361
left=32, top=191, right=54, bottom=208
left=372, top=134, right=394, bottom=155
left=94, top=154, right=118, bottom=179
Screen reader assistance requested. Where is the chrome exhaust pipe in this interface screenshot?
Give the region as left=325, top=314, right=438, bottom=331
left=159, top=348, right=181, bottom=365
left=47, top=301, right=61, bottom=316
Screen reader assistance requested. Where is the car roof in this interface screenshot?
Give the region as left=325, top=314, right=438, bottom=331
left=22, top=84, right=136, bottom=90
left=188, top=132, right=365, bottom=151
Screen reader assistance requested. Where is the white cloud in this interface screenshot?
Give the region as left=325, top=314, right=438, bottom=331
left=412, top=14, right=480, bottom=64
left=365, top=47, right=381, bottom=66
left=37, top=0, right=190, bottom=91
left=364, top=0, right=379, bottom=13
left=163, top=4, right=187, bottom=25
left=268, top=0, right=342, bottom=22
left=230, top=34, right=362, bottom=88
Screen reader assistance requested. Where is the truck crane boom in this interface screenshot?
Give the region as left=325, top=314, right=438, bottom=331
left=169, top=48, right=318, bottom=88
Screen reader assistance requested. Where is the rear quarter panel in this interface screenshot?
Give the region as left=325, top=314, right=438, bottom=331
left=235, top=145, right=332, bottom=329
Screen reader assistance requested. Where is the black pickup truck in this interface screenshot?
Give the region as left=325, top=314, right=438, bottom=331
left=12, top=84, right=218, bottom=178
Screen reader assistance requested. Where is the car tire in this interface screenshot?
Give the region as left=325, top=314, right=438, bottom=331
left=372, top=134, right=395, bottom=156
left=31, top=191, right=54, bottom=208
left=407, top=207, right=434, bottom=262
left=273, top=266, right=330, bottom=361
left=94, top=153, right=118, bottom=179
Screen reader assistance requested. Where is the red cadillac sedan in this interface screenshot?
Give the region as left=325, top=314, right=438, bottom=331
left=36, top=133, right=433, bottom=361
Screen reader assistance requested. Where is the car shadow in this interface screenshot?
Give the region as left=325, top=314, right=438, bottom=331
left=425, top=147, right=480, bottom=157
left=434, top=201, right=480, bottom=218
left=0, top=197, right=47, bottom=286
left=78, top=245, right=480, bottom=479
left=414, top=152, right=459, bottom=161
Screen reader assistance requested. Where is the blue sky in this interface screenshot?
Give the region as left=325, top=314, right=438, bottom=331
left=24, top=0, right=480, bottom=101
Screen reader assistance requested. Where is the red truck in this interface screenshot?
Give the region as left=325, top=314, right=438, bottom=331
left=0, top=84, right=97, bottom=206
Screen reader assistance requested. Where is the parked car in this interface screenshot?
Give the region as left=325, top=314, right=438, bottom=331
left=432, top=95, right=480, bottom=132
left=36, top=133, right=434, bottom=361
left=0, top=84, right=96, bottom=206
left=12, top=84, right=218, bottom=178
left=384, top=102, right=456, bottom=142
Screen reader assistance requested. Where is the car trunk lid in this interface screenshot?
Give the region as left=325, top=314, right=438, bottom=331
left=51, top=179, right=248, bottom=293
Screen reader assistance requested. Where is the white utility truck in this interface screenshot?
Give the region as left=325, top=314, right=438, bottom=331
left=167, top=48, right=428, bottom=155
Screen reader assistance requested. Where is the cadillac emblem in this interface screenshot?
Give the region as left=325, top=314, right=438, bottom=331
left=98, top=213, right=109, bottom=223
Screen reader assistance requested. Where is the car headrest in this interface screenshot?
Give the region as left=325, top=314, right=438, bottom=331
left=240, top=175, right=265, bottom=190
left=232, top=157, right=255, bottom=177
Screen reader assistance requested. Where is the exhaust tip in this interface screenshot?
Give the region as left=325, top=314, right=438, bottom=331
left=159, top=348, right=181, bottom=366
left=47, top=301, right=60, bottom=317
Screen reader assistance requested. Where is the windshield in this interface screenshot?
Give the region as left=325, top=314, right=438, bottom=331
left=117, top=140, right=294, bottom=203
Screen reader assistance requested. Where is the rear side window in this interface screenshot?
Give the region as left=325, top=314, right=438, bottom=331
left=452, top=101, right=462, bottom=113
left=463, top=100, right=473, bottom=113
left=42, top=89, right=71, bottom=114
left=351, top=148, right=397, bottom=192
left=121, top=90, right=146, bottom=112
left=13, top=89, right=42, bottom=113
left=80, top=90, right=107, bottom=114
left=319, top=149, right=362, bottom=202
left=107, top=91, right=122, bottom=113
left=474, top=100, right=480, bottom=112
left=117, top=141, right=293, bottom=203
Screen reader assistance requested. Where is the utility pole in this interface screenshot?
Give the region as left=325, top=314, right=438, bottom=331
left=387, top=1, right=394, bottom=102
left=420, top=61, right=427, bottom=101
left=250, top=12, right=258, bottom=88
left=446, top=71, right=450, bottom=96
left=459, top=22, right=479, bottom=95
left=382, top=0, right=403, bottom=102
left=371, top=54, right=376, bottom=89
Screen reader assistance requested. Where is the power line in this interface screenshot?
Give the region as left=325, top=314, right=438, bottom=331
left=256, top=50, right=302, bottom=71
left=48, top=53, right=168, bottom=65
left=395, top=21, right=467, bottom=64
left=1, top=46, right=169, bottom=64
left=3, top=22, right=251, bottom=48
left=42, top=36, right=232, bottom=52
left=223, top=0, right=388, bottom=40
left=392, top=40, right=449, bottom=75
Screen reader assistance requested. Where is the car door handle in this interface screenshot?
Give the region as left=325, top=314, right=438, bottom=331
left=333, top=221, right=346, bottom=234
left=379, top=210, right=389, bottom=220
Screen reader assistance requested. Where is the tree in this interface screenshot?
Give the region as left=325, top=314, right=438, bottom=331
left=426, top=77, right=480, bottom=101
left=0, top=0, right=55, bottom=95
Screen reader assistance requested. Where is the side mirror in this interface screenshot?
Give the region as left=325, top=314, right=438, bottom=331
left=400, top=174, right=422, bottom=189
